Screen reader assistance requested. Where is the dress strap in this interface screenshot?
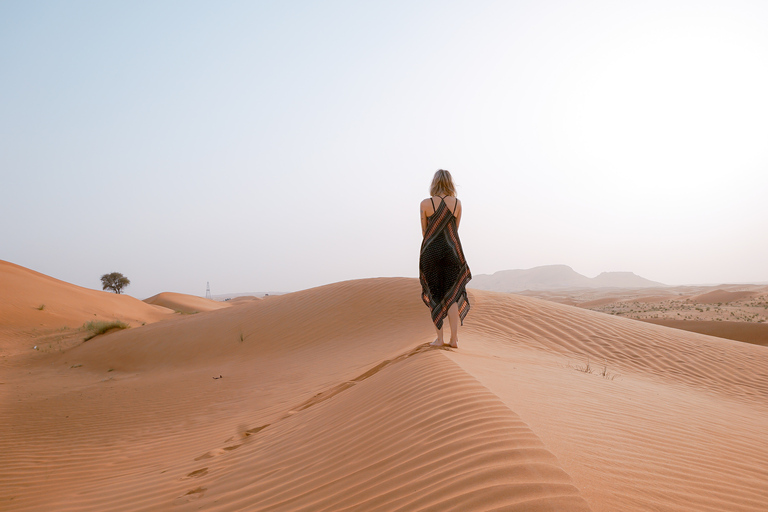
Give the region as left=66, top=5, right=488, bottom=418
left=440, top=196, right=457, bottom=215
left=430, top=197, right=436, bottom=211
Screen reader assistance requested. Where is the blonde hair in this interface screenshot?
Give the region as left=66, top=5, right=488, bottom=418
left=429, top=169, right=457, bottom=197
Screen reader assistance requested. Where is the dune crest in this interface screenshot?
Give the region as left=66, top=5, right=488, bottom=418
left=451, top=289, right=768, bottom=511
left=692, top=289, right=758, bottom=304
left=144, top=291, right=230, bottom=314
left=0, top=260, right=173, bottom=358
left=169, top=348, right=591, bottom=511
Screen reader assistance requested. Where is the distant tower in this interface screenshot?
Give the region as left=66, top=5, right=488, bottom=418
left=205, top=282, right=212, bottom=300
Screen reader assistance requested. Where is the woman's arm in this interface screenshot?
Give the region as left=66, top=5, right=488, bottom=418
left=455, top=199, right=462, bottom=229
left=421, top=203, right=428, bottom=236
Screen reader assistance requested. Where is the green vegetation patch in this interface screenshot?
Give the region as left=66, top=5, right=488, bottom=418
left=84, top=320, right=129, bottom=341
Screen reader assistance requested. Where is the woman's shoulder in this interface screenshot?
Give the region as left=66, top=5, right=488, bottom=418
left=422, top=196, right=461, bottom=205
left=423, top=195, right=459, bottom=201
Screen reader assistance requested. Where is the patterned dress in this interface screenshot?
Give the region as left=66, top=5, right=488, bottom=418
left=419, top=196, right=471, bottom=329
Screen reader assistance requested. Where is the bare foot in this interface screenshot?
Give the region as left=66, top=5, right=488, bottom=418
left=448, top=340, right=458, bottom=349
left=429, top=339, right=445, bottom=347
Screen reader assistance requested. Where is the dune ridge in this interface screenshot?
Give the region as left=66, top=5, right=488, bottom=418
left=0, top=260, right=173, bottom=360
left=639, top=318, right=768, bottom=346
left=560, top=284, right=768, bottom=346
left=452, top=290, right=768, bottom=511
left=692, top=289, right=759, bottom=304
left=464, top=290, right=768, bottom=403
left=143, top=291, right=230, bottom=314
left=2, top=269, right=768, bottom=511
left=165, top=348, right=591, bottom=511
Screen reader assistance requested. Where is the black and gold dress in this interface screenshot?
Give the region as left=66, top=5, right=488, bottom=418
left=419, top=196, right=471, bottom=329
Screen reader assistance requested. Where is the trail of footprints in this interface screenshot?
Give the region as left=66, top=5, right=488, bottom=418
left=178, top=342, right=448, bottom=500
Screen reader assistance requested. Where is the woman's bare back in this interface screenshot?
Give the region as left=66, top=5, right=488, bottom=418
left=420, top=196, right=461, bottom=236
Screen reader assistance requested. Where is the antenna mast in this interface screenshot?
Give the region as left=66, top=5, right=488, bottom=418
left=205, top=282, right=212, bottom=300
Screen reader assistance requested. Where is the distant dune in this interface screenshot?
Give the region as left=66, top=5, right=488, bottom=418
left=574, top=285, right=768, bottom=346
left=692, top=289, right=759, bottom=304
left=639, top=319, right=768, bottom=347
left=2, top=264, right=767, bottom=511
left=144, top=292, right=230, bottom=314
left=470, top=264, right=665, bottom=292
left=212, top=292, right=283, bottom=300
left=0, top=260, right=173, bottom=357
left=226, top=295, right=262, bottom=303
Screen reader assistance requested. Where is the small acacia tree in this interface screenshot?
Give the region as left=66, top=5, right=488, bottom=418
left=101, top=272, right=130, bottom=294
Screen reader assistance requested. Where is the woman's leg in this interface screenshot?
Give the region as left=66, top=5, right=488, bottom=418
left=430, top=323, right=444, bottom=346
left=446, top=302, right=459, bottom=347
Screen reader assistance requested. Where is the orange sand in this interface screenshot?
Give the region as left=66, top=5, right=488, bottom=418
left=0, top=261, right=173, bottom=359
left=575, top=285, right=768, bottom=346
left=144, top=292, right=231, bottom=314
left=227, top=295, right=262, bottom=303
left=2, top=263, right=767, bottom=511
left=639, top=319, right=768, bottom=347
left=691, top=289, right=759, bottom=304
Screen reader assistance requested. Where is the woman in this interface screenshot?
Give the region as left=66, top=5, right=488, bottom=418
left=419, top=169, right=471, bottom=348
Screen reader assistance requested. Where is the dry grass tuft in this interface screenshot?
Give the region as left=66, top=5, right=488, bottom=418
left=83, top=320, right=129, bottom=341
left=566, top=357, right=621, bottom=380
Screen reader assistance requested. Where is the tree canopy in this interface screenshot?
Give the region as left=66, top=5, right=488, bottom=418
left=101, top=272, right=130, bottom=294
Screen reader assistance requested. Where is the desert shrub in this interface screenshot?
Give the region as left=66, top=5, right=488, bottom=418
left=84, top=320, right=129, bottom=341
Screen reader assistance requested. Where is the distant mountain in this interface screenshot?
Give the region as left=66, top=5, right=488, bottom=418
left=590, top=271, right=666, bottom=288
left=469, top=265, right=665, bottom=292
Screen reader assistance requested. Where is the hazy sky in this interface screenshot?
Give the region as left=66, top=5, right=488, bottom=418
left=2, top=0, right=767, bottom=299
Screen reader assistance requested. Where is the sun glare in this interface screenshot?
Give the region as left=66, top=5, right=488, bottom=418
left=553, top=15, right=768, bottom=185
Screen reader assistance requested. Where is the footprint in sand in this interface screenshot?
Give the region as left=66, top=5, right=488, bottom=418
left=194, top=448, right=225, bottom=461
left=174, top=487, right=206, bottom=504
left=244, top=424, right=269, bottom=436
left=193, top=443, right=242, bottom=461
left=184, top=468, right=208, bottom=479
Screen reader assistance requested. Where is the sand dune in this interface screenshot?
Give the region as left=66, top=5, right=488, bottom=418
left=2, top=267, right=767, bottom=511
left=227, top=295, right=262, bottom=303
left=575, top=285, right=768, bottom=345
left=576, top=297, right=622, bottom=308
left=450, top=290, right=768, bottom=512
left=144, top=291, right=231, bottom=314
left=522, top=284, right=768, bottom=310
left=171, top=349, right=591, bottom=511
left=692, top=289, right=759, bottom=304
left=0, top=260, right=173, bottom=358
left=639, top=319, right=768, bottom=347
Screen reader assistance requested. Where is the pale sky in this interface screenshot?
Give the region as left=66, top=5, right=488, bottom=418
left=2, top=0, right=767, bottom=299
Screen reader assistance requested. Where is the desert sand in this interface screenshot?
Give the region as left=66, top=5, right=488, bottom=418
left=2, top=261, right=767, bottom=511
left=0, top=261, right=175, bottom=360
left=552, top=284, right=768, bottom=346
left=144, top=292, right=232, bottom=314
